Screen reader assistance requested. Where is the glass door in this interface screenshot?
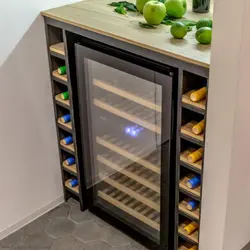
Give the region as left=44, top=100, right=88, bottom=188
left=75, top=43, right=174, bottom=246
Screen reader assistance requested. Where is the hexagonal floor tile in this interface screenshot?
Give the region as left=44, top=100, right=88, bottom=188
left=83, top=240, right=112, bottom=250
left=23, top=217, right=49, bottom=235
left=0, top=229, right=24, bottom=248
left=73, top=220, right=104, bottom=243
left=21, top=232, right=53, bottom=248
left=46, top=218, right=76, bottom=238
left=102, top=227, right=132, bottom=248
left=67, top=198, right=80, bottom=208
left=69, top=208, right=94, bottom=224
left=50, top=235, right=85, bottom=250
left=92, top=215, right=111, bottom=229
left=45, top=203, right=70, bottom=219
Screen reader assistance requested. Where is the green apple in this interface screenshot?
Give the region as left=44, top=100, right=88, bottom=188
left=165, top=0, right=187, bottom=18
left=136, top=0, right=151, bottom=13
left=143, top=1, right=166, bottom=25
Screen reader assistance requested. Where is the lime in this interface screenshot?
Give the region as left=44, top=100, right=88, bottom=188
left=196, top=27, right=212, bottom=44
left=170, top=22, right=188, bottom=39
left=196, top=18, right=213, bottom=29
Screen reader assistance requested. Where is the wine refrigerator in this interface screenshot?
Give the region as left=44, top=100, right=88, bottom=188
left=75, top=39, right=177, bottom=249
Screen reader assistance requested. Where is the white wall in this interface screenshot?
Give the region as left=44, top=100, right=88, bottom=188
left=0, top=0, right=77, bottom=238
left=200, top=0, right=250, bottom=249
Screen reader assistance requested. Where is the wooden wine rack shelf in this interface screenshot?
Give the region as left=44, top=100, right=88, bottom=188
left=181, top=121, right=204, bottom=143
left=179, top=176, right=201, bottom=198
left=49, top=42, right=65, bottom=56
left=93, top=79, right=162, bottom=112
left=65, top=179, right=79, bottom=194
left=103, top=172, right=160, bottom=212
left=180, top=149, right=202, bottom=173
left=96, top=135, right=161, bottom=174
left=98, top=186, right=160, bottom=231
left=182, top=90, right=206, bottom=111
left=55, top=94, right=70, bottom=107
left=97, top=154, right=160, bottom=193
left=52, top=70, right=68, bottom=82
left=62, top=160, right=77, bottom=175
left=178, top=221, right=199, bottom=244
left=57, top=118, right=72, bottom=130
left=178, top=200, right=200, bottom=220
left=94, top=98, right=161, bottom=134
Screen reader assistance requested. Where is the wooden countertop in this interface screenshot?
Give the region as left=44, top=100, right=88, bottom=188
left=42, top=0, right=213, bottom=68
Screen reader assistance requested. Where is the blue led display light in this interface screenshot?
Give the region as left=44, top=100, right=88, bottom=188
left=124, top=125, right=144, bottom=137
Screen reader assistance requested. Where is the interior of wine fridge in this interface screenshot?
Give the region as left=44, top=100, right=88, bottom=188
left=75, top=40, right=177, bottom=249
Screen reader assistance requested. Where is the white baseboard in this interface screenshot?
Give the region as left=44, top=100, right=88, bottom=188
left=0, top=195, right=64, bottom=241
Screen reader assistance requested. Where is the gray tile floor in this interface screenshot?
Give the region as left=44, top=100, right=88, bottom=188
left=0, top=199, right=147, bottom=250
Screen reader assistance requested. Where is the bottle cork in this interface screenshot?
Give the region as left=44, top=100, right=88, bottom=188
left=61, top=91, right=69, bottom=100
left=58, top=65, right=66, bottom=75
left=188, top=148, right=203, bottom=163
left=190, top=87, right=207, bottom=102
left=192, top=120, right=205, bottom=135
left=184, top=221, right=199, bottom=235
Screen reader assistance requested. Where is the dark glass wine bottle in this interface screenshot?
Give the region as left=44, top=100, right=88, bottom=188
left=192, top=0, right=211, bottom=13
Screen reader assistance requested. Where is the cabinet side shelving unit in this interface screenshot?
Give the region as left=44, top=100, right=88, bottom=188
left=176, top=69, right=209, bottom=250
left=44, top=24, right=83, bottom=208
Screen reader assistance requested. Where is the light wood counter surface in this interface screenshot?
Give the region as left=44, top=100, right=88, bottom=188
left=42, top=0, right=213, bottom=68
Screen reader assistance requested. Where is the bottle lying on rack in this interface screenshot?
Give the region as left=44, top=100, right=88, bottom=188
left=187, top=175, right=201, bottom=189
left=61, top=91, right=69, bottom=100
left=186, top=200, right=198, bottom=211
left=60, top=114, right=71, bottom=123
left=65, top=157, right=75, bottom=166
left=192, top=119, right=205, bottom=135
left=190, top=87, right=207, bottom=102
left=69, top=179, right=78, bottom=187
left=62, top=136, right=73, bottom=145
left=184, top=221, right=199, bottom=235
left=58, top=65, right=67, bottom=75
left=188, top=148, right=203, bottom=163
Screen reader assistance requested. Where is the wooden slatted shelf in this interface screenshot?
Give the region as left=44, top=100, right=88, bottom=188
left=60, top=139, right=75, bottom=153
left=103, top=173, right=160, bottom=212
left=178, top=246, right=189, bottom=250
left=49, top=42, right=65, bottom=56
left=182, top=90, right=206, bottom=114
left=52, top=70, right=68, bottom=82
left=97, top=154, right=160, bottom=193
left=93, top=79, right=162, bottom=112
left=178, top=221, right=199, bottom=244
left=179, top=175, right=201, bottom=199
left=96, top=135, right=161, bottom=174
left=55, top=94, right=70, bottom=107
left=94, top=98, right=161, bottom=134
left=62, top=160, right=77, bottom=175
left=179, top=200, right=200, bottom=220
left=181, top=121, right=204, bottom=144
left=180, top=149, right=202, bottom=173
left=57, top=118, right=72, bottom=130
left=65, top=179, right=79, bottom=195
left=98, top=186, right=160, bottom=231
